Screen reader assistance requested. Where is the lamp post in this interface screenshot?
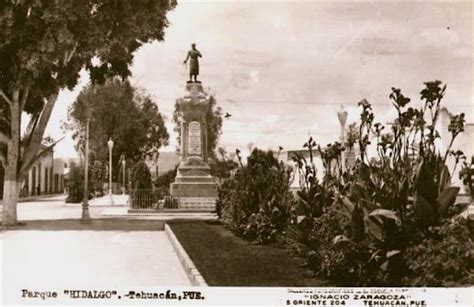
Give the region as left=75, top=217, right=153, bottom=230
left=81, top=114, right=91, bottom=222
left=337, top=106, right=348, bottom=172
left=107, top=138, right=114, bottom=205
left=122, top=157, right=126, bottom=195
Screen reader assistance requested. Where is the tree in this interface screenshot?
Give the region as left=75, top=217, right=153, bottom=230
left=217, top=148, right=294, bottom=243
left=131, top=161, right=152, bottom=190
left=66, top=80, right=169, bottom=179
left=209, top=147, right=239, bottom=184
left=0, top=1, right=175, bottom=225
left=173, top=96, right=223, bottom=159
left=65, top=161, right=89, bottom=203
left=89, top=160, right=106, bottom=196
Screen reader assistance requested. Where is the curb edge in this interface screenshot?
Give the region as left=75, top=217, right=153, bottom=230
left=164, top=223, right=208, bottom=287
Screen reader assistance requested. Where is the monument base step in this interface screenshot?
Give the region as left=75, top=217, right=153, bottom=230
left=177, top=197, right=216, bottom=211
left=171, top=182, right=218, bottom=198
left=175, top=176, right=214, bottom=183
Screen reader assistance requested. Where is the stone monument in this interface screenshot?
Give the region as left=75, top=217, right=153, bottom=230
left=170, top=82, right=218, bottom=210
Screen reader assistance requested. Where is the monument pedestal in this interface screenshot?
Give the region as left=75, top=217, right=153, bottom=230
left=170, top=82, right=217, bottom=211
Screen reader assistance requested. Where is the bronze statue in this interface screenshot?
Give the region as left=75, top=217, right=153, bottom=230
left=183, top=43, right=202, bottom=83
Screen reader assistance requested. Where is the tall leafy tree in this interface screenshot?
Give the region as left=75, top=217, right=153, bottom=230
left=0, top=0, right=175, bottom=225
left=131, top=161, right=152, bottom=190
left=66, top=79, right=169, bottom=177
left=209, top=147, right=239, bottom=184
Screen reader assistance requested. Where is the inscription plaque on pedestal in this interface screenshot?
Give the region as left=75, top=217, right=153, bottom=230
left=170, top=81, right=218, bottom=209
left=188, top=121, right=201, bottom=156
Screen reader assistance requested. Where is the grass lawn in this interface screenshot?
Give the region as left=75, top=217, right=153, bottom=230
left=168, top=220, right=327, bottom=287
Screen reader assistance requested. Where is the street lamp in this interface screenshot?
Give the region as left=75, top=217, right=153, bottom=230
left=107, top=138, right=114, bottom=205
left=81, top=112, right=91, bottom=223
left=122, top=157, right=126, bottom=195
left=337, top=106, right=348, bottom=171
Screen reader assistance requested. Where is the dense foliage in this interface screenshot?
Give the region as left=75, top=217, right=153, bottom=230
left=154, top=167, right=177, bottom=198
left=209, top=147, right=239, bottom=184
left=65, top=162, right=92, bottom=203
left=217, top=148, right=295, bottom=244
left=89, top=160, right=106, bottom=196
left=131, top=161, right=152, bottom=190
left=289, top=81, right=473, bottom=286
left=218, top=81, right=473, bottom=286
left=459, top=156, right=474, bottom=198
left=402, top=217, right=473, bottom=286
left=67, top=80, right=169, bottom=180
left=0, top=0, right=175, bottom=225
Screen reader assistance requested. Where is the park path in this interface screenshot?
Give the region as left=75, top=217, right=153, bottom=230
left=14, top=194, right=128, bottom=221
left=1, top=195, right=192, bottom=304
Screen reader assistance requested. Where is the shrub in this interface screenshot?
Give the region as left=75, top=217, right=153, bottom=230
left=154, top=167, right=177, bottom=189
left=459, top=156, right=474, bottom=198
left=89, top=160, right=106, bottom=196
left=216, top=173, right=237, bottom=220
left=290, top=81, right=470, bottom=286
left=129, top=161, right=154, bottom=208
left=289, top=138, right=349, bottom=247
left=66, top=162, right=92, bottom=203
left=154, top=167, right=177, bottom=198
left=209, top=157, right=239, bottom=183
left=317, top=240, right=374, bottom=286
left=131, top=161, right=152, bottom=190
left=403, top=217, right=473, bottom=286
left=218, top=148, right=295, bottom=243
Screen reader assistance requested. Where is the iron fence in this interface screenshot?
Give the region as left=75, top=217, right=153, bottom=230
left=129, top=189, right=178, bottom=210
left=129, top=189, right=161, bottom=210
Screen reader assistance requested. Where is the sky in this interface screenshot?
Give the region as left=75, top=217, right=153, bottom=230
left=43, top=0, right=473, bottom=158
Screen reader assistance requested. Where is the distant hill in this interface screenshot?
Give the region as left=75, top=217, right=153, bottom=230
left=145, top=151, right=180, bottom=178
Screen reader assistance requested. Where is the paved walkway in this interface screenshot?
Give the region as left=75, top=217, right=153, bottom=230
left=1, top=195, right=192, bottom=304
left=9, top=194, right=216, bottom=221
left=13, top=194, right=129, bottom=221
left=1, top=230, right=190, bottom=287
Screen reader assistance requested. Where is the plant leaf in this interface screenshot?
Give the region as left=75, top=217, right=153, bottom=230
left=333, top=235, right=349, bottom=244
left=338, top=197, right=355, bottom=220
left=386, top=250, right=401, bottom=258
left=438, top=164, right=451, bottom=194
left=335, top=209, right=352, bottom=221
left=358, top=162, right=371, bottom=182
left=369, top=209, right=401, bottom=226
left=365, top=216, right=383, bottom=241
left=342, top=196, right=355, bottom=212
left=349, top=182, right=364, bottom=202
left=414, top=192, right=437, bottom=226
left=351, top=203, right=365, bottom=241
left=399, top=177, right=409, bottom=202
left=415, top=161, right=438, bottom=203
left=437, top=186, right=460, bottom=217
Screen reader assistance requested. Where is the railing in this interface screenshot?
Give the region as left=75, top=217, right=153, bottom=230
left=129, top=189, right=178, bottom=210
left=162, top=194, right=179, bottom=209
left=129, top=189, right=161, bottom=210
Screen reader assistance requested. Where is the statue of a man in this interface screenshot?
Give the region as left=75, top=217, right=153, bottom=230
left=183, top=43, right=202, bottom=83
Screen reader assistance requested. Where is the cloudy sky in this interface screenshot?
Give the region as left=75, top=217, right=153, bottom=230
left=45, top=0, right=472, bottom=158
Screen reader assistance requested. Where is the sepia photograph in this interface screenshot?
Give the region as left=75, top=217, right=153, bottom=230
left=0, top=0, right=473, bottom=306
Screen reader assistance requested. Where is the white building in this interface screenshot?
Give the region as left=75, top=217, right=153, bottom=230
left=0, top=145, right=67, bottom=199
left=21, top=145, right=54, bottom=197
left=21, top=146, right=68, bottom=197
left=278, top=108, right=473, bottom=194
